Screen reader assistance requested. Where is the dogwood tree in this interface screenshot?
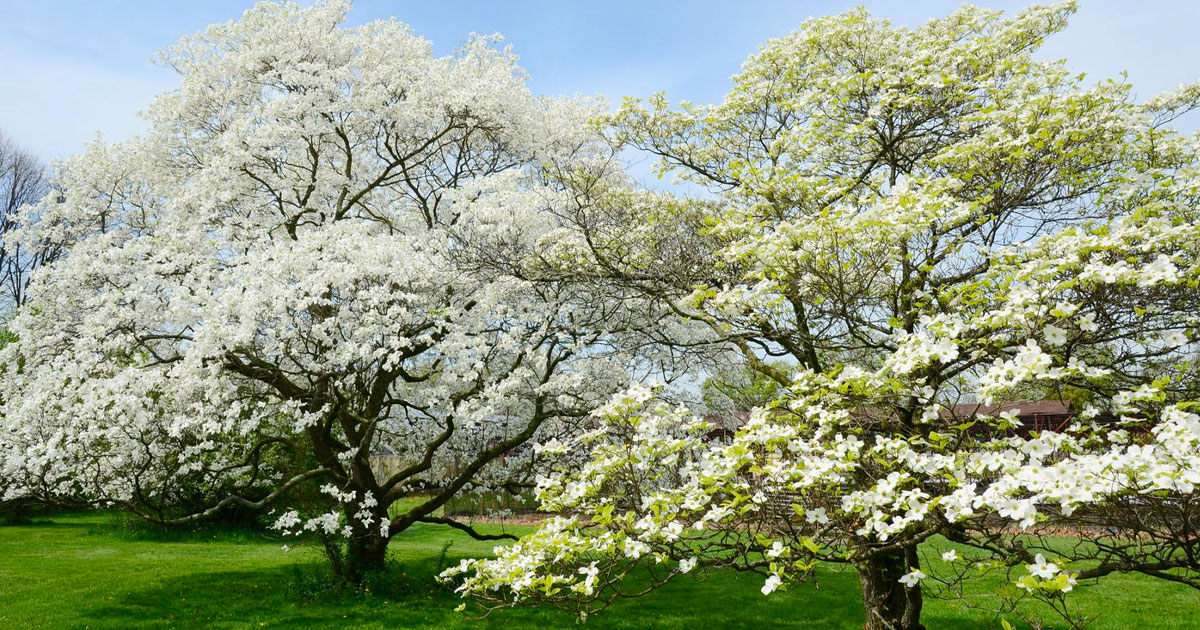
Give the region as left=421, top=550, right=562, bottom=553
left=0, top=0, right=658, bottom=580
left=446, top=4, right=1200, bottom=628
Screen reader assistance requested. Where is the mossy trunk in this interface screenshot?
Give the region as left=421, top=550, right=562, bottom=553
left=323, top=530, right=389, bottom=584
left=855, top=545, right=925, bottom=630
left=345, top=532, right=389, bottom=582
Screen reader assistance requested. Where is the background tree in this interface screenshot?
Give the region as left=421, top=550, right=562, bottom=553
left=0, top=0, right=666, bottom=582
left=447, top=4, right=1200, bottom=629
left=0, top=131, right=58, bottom=312
left=700, top=360, right=786, bottom=414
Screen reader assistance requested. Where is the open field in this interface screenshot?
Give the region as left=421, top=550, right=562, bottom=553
left=2, top=511, right=1198, bottom=629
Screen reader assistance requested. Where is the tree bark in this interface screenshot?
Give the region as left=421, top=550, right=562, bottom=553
left=342, top=530, right=390, bottom=583
left=855, top=545, right=926, bottom=630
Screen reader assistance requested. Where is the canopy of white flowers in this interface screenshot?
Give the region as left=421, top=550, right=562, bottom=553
left=444, top=3, right=1200, bottom=629
left=0, top=0, right=666, bottom=575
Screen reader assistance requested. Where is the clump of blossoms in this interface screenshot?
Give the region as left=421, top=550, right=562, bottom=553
left=446, top=3, right=1200, bottom=629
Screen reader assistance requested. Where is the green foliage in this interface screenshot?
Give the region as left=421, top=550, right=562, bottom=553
left=700, top=361, right=788, bottom=413
left=0, top=497, right=39, bottom=526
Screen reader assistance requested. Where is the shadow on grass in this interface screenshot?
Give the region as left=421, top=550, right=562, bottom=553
left=73, top=557, right=991, bottom=630
left=77, top=560, right=558, bottom=630
left=80, top=564, right=356, bottom=629
left=3, top=519, right=95, bottom=529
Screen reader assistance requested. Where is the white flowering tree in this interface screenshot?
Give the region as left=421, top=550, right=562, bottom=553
left=446, top=4, right=1200, bottom=628
left=0, top=0, right=654, bottom=580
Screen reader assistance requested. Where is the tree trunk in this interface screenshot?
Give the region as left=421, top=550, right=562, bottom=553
left=855, top=545, right=925, bottom=630
left=342, top=531, right=390, bottom=583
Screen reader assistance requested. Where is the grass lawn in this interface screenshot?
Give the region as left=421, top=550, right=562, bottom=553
left=1, top=510, right=1197, bottom=629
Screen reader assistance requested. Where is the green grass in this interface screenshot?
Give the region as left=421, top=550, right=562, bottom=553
left=1, top=511, right=1197, bottom=629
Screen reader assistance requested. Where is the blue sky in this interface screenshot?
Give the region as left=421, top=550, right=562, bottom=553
left=3, top=1, right=1199, bottom=161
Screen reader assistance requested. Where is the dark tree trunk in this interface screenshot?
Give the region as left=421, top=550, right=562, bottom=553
left=321, top=505, right=391, bottom=585
left=342, top=530, right=390, bottom=583
left=855, top=544, right=926, bottom=630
